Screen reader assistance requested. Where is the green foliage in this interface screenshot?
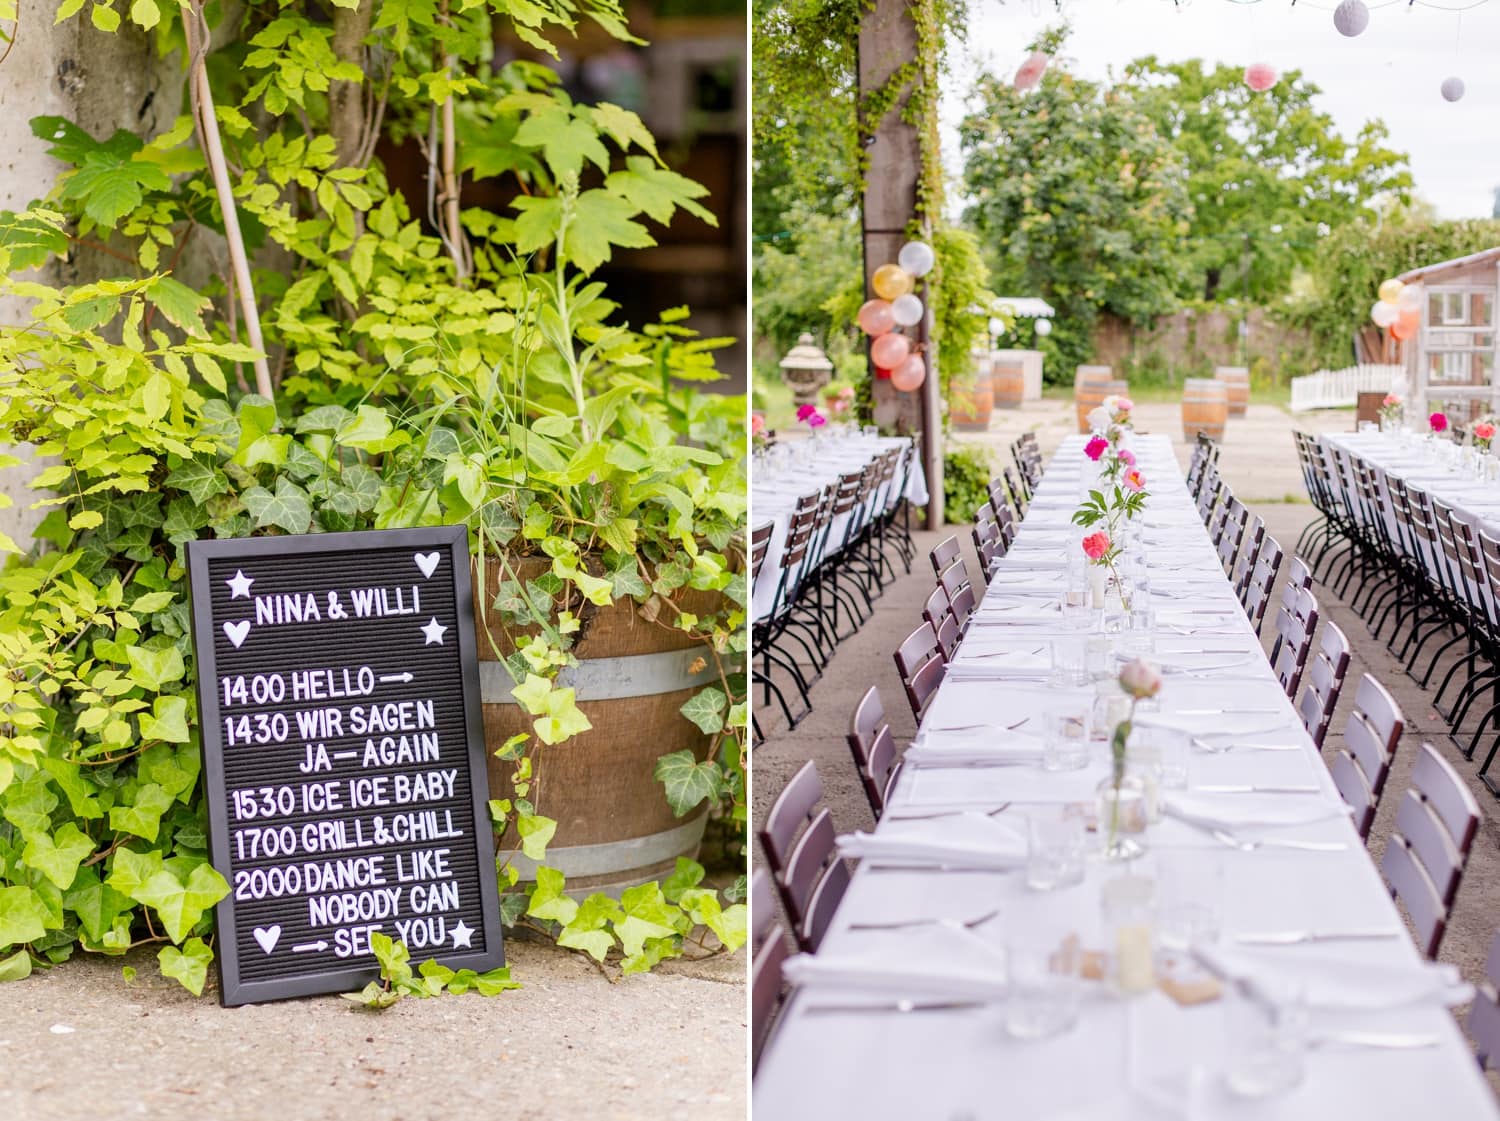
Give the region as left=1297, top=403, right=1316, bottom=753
left=0, top=0, right=746, bottom=995
left=344, top=930, right=520, bottom=1008
left=929, top=225, right=993, bottom=399
left=942, top=443, right=991, bottom=524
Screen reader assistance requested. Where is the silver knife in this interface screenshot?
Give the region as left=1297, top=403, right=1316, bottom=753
left=1194, top=784, right=1321, bottom=794
left=1235, top=929, right=1401, bottom=945
left=1310, top=1031, right=1439, bottom=1050
left=1173, top=708, right=1281, bottom=716
left=804, top=999, right=987, bottom=1015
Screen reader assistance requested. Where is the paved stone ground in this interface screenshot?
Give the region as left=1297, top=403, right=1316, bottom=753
left=1, top=938, right=745, bottom=1121
left=752, top=423, right=1500, bottom=1091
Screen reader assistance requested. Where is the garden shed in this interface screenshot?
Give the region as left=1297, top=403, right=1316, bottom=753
left=1399, top=247, right=1500, bottom=422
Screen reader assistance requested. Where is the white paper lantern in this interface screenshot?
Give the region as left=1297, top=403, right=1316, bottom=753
left=1441, top=77, right=1465, bottom=103
left=1371, top=301, right=1398, bottom=329
left=1333, top=0, right=1369, bottom=37
left=1034, top=318, right=1053, bottom=337
left=891, top=293, right=924, bottom=327
left=897, top=240, right=935, bottom=278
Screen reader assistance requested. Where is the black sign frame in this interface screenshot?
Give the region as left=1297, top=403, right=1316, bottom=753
left=187, top=525, right=504, bottom=1006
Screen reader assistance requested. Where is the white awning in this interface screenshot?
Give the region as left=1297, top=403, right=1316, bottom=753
left=988, top=297, right=1054, bottom=319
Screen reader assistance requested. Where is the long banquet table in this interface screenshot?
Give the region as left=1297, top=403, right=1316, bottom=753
left=754, top=434, right=1499, bottom=1120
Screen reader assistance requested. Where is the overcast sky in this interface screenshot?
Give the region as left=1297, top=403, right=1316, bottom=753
left=941, top=0, right=1500, bottom=219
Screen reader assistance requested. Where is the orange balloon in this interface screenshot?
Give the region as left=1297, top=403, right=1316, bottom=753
left=872, top=264, right=914, bottom=301
left=871, top=332, right=912, bottom=369
left=891, top=354, right=926, bottom=392
left=857, top=299, right=895, bottom=336
left=1392, top=307, right=1420, bottom=341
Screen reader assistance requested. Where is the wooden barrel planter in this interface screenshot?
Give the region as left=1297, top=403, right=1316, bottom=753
left=991, top=360, right=1025, bottom=410
left=1215, top=366, right=1250, bottom=418
left=1077, top=376, right=1128, bottom=434
left=472, top=558, right=721, bottom=896
left=1183, top=378, right=1229, bottom=442
left=949, top=363, right=994, bottom=431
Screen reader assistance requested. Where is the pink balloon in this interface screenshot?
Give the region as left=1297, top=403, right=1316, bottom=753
left=891, top=354, right=926, bottom=392
left=857, top=299, right=896, bottom=337
left=1013, top=51, right=1050, bottom=91
left=1244, top=62, right=1278, bottom=92
left=871, top=332, right=912, bottom=369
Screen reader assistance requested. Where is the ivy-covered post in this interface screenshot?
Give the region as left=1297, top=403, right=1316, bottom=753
left=858, top=0, right=943, bottom=527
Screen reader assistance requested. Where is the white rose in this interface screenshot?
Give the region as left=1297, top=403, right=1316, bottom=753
left=1087, top=406, right=1111, bottom=432
left=1119, top=657, right=1163, bottom=699
left=1101, top=395, right=1119, bottom=413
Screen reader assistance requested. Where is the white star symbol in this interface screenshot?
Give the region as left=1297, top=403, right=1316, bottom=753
left=450, top=919, right=474, bottom=949
left=226, top=570, right=254, bottom=599
left=421, top=617, right=448, bottom=645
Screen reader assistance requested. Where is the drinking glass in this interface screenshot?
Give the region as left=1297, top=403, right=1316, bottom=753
left=1223, top=988, right=1308, bottom=1099
left=1025, top=807, right=1088, bottom=890
left=1004, top=936, right=1083, bottom=1039
left=1158, top=858, right=1224, bottom=949
left=1125, top=605, right=1155, bottom=655
left=1049, top=636, right=1088, bottom=687
left=1043, top=704, right=1091, bottom=771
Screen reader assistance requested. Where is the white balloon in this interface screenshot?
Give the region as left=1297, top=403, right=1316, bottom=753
left=897, top=241, right=935, bottom=278
left=1034, top=318, right=1052, bottom=337
left=891, top=293, right=924, bottom=327
left=1333, top=0, right=1369, bottom=37
left=1442, top=76, right=1465, bottom=103
left=1371, top=301, right=1398, bottom=328
left=1397, top=285, right=1423, bottom=313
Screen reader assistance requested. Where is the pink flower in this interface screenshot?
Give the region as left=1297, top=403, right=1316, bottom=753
left=1430, top=411, right=1448, bottom=433
left=1114, top=397, right=1134, bottom=413
left=1116, top=448, right=1136, bottom=467
left=1383, top=394, right=1400, bottom=407
left=1118, top=658, right=1163, bottom=700
left=1085, top=436, right=1108, bottom=461
left=1122, top=468, right=1145, bottom=492
left=1082, top=531, right=1111, bottom=561
left=808, top=413, right=827, bottom=428
left=1475, top=422, right=1495, bottom=441
left=751, top=413, right=765, bottom=435
left=796, top=404, right=817, bottom=422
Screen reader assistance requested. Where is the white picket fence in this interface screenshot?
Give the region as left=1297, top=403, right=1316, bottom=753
left=1289, top=364, right=1405, bottom=412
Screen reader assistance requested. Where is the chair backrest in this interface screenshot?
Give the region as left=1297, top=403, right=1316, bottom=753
left=928, top=534, right=961, bottom=579
left=800, top=845, right=850, bottom=952
left=1003, top=466, right=1029, bottom=515
left=1296, top=620, right=1350, bottom=751
left=751, top=926, right=791, bottom=1071
left=751, top=520, right=774, bottom=584
left=1330, top=673, right=1403, bottom=841
left=972, top=516, right=1005, bottom=572
left=1271, top=584, right=1318, bottom=698
left=847, top=685, right=902, bottom=821
left=1382, top=743, right=1479, bottom=959
left=986, top=477, right=1012, bottom=521
left=1244, top=534, right=1284, bottom=635
left=921, top=585, right=957, bottom=659
left=1470, top=931, right=1500, bottom=1069
left=759, top=759, right=823, bottom=874
left=892, top=621, right=944, bottom=721
left=946, top=581, right=976, bottom=632
left=751, top=868, right=778, bottom=951
left=1232, top=515, right=1264, bottom=605
left=783, top=808, right=845, bottom=950
left=938, top=557, right=971, bottom=606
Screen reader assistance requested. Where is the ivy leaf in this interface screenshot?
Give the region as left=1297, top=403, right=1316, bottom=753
left=62, top=867, right=130, bottom=942
left=525, top=866, right=577, bottom=925
left=557, top=925, right=613, bottom=962
left=241, top=478, right=313, bottom=534
left=124, top=643, right=185, bottom=690
left=157, top=936, right=212, bottom=995
left=662, top=856, right=704, bottom=904
left=165, top=459, right=229, bottom=505
left=515, top=812, right=555, bottom=862
left=612, top=913, right=676, bottom=959
left=144, top=276, right=210, bottom=338
left=0, top=949, right=32, bottom=982
left=108, top=782, right=174, bottom=842
left=293, top=404, right=354, bottom=435
left=131, top=861, right=228, bottom=943
left=138, top=695, right=190, bottom=743
left=22, top=822, right=95, bottom=889
left=652, top=750, right=722, bottom=817
left=679, top=686, right=726, bottom=734
left=0, top=885, right=50, bottom=948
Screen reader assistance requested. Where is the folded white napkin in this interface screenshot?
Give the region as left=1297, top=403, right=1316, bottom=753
left=837, top=812, right=1027, bottom=868
left=905, top=732, right=1045, bottom=766
left=1155, top=653, right=1255, bottom=674
left=1195, top=945, right=1473, bottom=1011
left=1138, top=712, right=1289, bottom=737
left=781, top=922, right=1009, bottom=998
left=1163, top=793, right=1347, bottom=832
left=951, top=646, right=1050, bottom=671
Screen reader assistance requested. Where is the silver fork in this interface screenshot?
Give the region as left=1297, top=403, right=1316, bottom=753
left=847, top=908, right=1000, bottom=933
left=887, top=802, right=1013, bottom=822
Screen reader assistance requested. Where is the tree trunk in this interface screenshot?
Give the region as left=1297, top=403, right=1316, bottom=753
left=1203, top=267, right=1220, bottom=302
left=328, top=2, right=373, bottom=167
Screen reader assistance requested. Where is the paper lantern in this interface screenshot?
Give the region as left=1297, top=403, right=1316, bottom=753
left=1034, top=318, right=1052, bottom=337
left=1441, top=77, right=1465, bottom=103
left=1371, top=301, right=1398, bottom=329
left=891, top=294, right=924, bottom=327
left=1378, top=278, right=1404, bottom=304
left=1333, top=0, right=1369, bottom=37
left=1397, top=285, right=1423, bottom=313
left=891, top=354, right=926, bottom=392
left=872, top=264, right=914, bottom=301
left=1244, top=63, right=1278, bottom=93
left=1013, top=51, right=1050, bottom=92
left=857, top=299, right=895, bottom=337
left=871, top=332, right=912, bottom=369
left=897, top=241, right=935, bottom=278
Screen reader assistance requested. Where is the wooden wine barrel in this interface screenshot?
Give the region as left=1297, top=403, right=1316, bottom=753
left=1077, top=376, right=1129, bottom=434
left=473, top=558, right=721, bottom=895
left=949, top=362, right=994, bottom=431
left=1183, top=378, right=1229, bottom=442
left=991, top=359, right=1025, bottom=410
left=1074, top=365, right=1113, bottom=389
left=1215, top=366, right=1250, bottom=418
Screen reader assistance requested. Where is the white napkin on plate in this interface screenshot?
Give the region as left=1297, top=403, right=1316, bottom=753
left=837, top=812, right=1027, bottom=868
left=1195, top=945, right=1472, bottom=1011
left=782, top=922, right=1009, bottom=998
left=1163, top=793, right=1347, bottom=832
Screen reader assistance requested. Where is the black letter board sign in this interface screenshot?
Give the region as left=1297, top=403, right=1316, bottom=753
left=186, top=526, right=503, bottom=1006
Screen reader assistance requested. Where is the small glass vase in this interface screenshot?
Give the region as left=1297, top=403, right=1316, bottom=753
left=1096, top=772, right=1148, bottom=862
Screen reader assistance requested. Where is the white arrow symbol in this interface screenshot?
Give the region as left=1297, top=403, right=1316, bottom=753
left=291, top=941, right=329, bottom=953
left=379, top=672, right=414, bottom=684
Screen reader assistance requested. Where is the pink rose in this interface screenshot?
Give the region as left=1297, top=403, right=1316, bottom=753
left=1116, top=448, right=1136, bottom=467
left=1382, top=394, right=1400, bottom=407
left=796, top=404, right=817, bottom=422
left=808, top=413, right=827, bottom=428
left=1085, top=436, right=1108, bottom=461
left=1430, top=411, right=1448, bottom=433
left=1114, top=397, right=1134, bottom=413
left=1475, top=422, right=1495, bottom=440
left=751, top=413, right=765, bottom=435
left=1122, top=468, right=1145, bottom=492
left=1118, top=658, right=1163, bottom=700
left=1082, top=531, right=1111, bottom=561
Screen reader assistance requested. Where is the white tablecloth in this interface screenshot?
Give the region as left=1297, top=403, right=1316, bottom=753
left=752, top=436, right=928, bottom=623
left=754, top=434, right=1498, bottom=1121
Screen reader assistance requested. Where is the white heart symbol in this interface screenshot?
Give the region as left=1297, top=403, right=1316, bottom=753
left=223, top=620, right=251, bottom=648
left=253, top=925, right=280, bottom=954
left=414, top=552, right=440, bottom=579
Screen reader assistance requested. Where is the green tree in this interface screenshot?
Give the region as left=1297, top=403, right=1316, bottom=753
left=959, top=52, right=1191, bottom=373
left=1121, top=58, right=1413, bottom=302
